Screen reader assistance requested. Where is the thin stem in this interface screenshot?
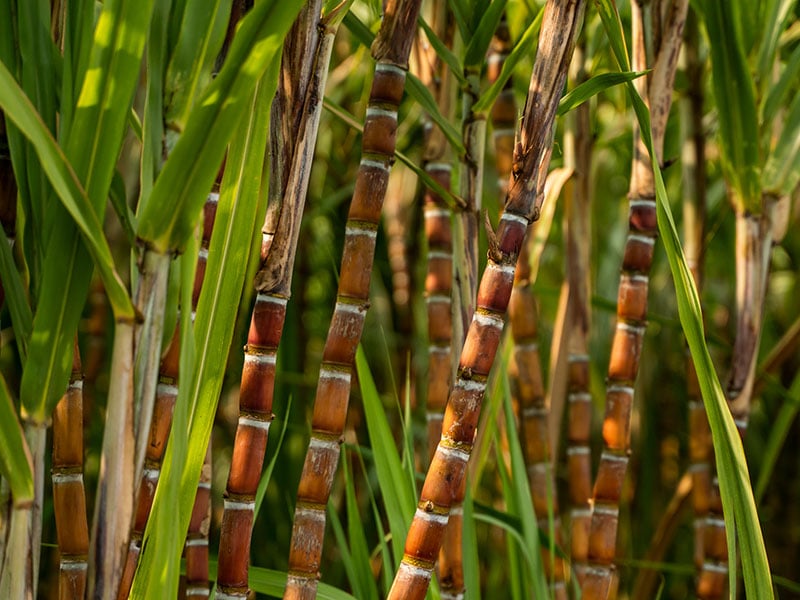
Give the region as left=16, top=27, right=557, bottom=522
left=88, top=319, right=135, bottom=600
left=561, top=40, right=594, bottom=585
left=133, top=248, right=171, bottom=486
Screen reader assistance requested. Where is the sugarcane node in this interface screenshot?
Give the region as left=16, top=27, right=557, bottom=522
left=253, top=261, right=283, bottom=293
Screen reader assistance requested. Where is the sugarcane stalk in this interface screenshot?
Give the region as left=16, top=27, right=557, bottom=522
left=412, top=7, right=465, bottom=598
left=182, top=194, right=220, bottom=599
left=674, top=13, right=718, bottom=596
left=583, top=2, right=688, bottom=597
left=52, top=341, right=89, bottom=600
left=133, top=249, right=171, bottom=485
left=14, top=421, right=45, bottom=600
left=423, top=159, right=455, bottom=459
left=214, top=3, right=336, bottom=597
left=280, top=3, right=422, bottom=599
left=0, top=497, right=33, bottom=599
left=453, top=55, right=485, bottom=353
left=0, top=479, right=8, bottom=579
left=88, top=318, right=135, bottom=600
left=561, top=40, right=594, bottom=585
left=490, top=14, right=567, bottom=595
left=116, top=326, right=180, bottom=600
left=184, top=443, right=212, bottom=598
left=487, top=16, right=515, bottom=200
left=388, top=2, right=586, bottom=598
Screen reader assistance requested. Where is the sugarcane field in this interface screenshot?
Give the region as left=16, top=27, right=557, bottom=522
left=1, top=0, right=799, bottom=598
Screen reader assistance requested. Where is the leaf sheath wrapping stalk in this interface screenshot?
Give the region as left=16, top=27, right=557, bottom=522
left=387, top=2, right=586, bottom=598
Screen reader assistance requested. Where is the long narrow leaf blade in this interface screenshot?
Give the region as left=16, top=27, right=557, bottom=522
left=356, top=346, right=416, bottom=563
left=0, top=376, right=33, bottom=502
left=137, top=0, right=302, bottom=253
left=0, top=61, right=134, bottom=319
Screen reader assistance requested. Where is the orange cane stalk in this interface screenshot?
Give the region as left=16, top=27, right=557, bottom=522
left=582, top=2, right=688, bottom=597
left=388, top=2, right=586, bottom=597
left=280, top=2, right=423, bottom=598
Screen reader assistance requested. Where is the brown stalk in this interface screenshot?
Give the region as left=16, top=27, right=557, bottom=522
left=410, top=6, right=465, bottom=599
left=184, top=443, right=212, bottom=598
left=560, top=40, right=594, bottom=586
left=582, top=2, right=688, bottom=598
left=416, top=2, right=456, bottom=464
left=493, top=17, right=570, bottom=581
left=88, top=317, right=135, bottom=600
left=280, top=3, right=423, bottom=599
left=673, top=13, right=720, bottom=597
left=214, top=3, right=340, bottom=597
left=183, top=197, right=219, bottom=598
left=52, top=341, right=90, bottom=600
left=631, top=471, right=693, bottom=599
left=387, top=2, right=586, bottom=598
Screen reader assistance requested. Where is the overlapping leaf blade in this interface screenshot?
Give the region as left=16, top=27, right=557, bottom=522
left=132, top=63, right=275, bottom=596
left=137, top=0, right=303, bottom=253
left=0, top=376, right=33, bottom=502
left=19, top=0, right=154, bottom=423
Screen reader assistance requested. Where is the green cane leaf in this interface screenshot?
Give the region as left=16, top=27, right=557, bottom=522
left=137, top=0, right=303, bottom=254
left=0, top=61, right=134, bottom=320
left=463, top=0, right=507, bottom=68
left=0, top=375, right=33, bottom=503
left=702, top=1, right=761, bottom=213
left=163, top=0, right=232, bottom=132
left=557, top=70, right=649, bottom=116
left=0, top=228, right=32, bottom=362
left=356, top=346, right=416, bottom=563
left=417, top=15, right=466, bottom=85
left=760, top=41, right=800, bottom=125
left=762, top=92, right=800, bottom=196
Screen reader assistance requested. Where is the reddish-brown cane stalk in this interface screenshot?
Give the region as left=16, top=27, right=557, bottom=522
left=561, top=41, right=594, bottom=586
left=387, top=2, right=586, bottom=598
left=674, top=14, right=721, bottom=597
left=182, top=196, right=220, bottom=598
left=280, top=4, right=423, bottom=599
left=51, top=343, right=89, bottom=599
left=214, top=3, right=336, bottom=597
left=184, top=443, right=212, bottom=598
left=412, top=7, right=463, bottom=596
left=414, top=2, right=456, bottom=464
left=582, top=2, right=688, bottom=597
left=490, top=20, right=566, bottom=595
